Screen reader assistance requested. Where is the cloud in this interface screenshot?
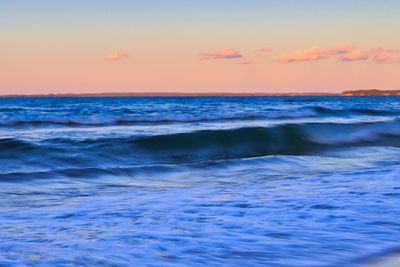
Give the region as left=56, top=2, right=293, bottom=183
left=278, top=45, right=400, bottom=64
left=339, top=47, right=400, bottom=63
left=368, top=47, right=400, bottom=63
left=277, top=45, right=354, bottom=63
left=104, top=52, right=129, bottom=61
left=339, top=50, right=370, bottom=61
left=198, top=45, right=399, bottom=65
left=198, top=48, right=242, bottom=60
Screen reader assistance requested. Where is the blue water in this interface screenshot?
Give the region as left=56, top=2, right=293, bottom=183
left=0, top=96, right=399, bottom=266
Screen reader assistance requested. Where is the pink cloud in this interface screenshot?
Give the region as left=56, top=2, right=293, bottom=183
left=339, top=50, right=370, bottom=61
left=339, top=47, right=400, bottom=63
left=198, top=48, right=242, bottom=60
left=277, top=45, right=354, bottom=63
left=104, top=52, right=129, bottom=61
left=199, top=45, right=399, bottom=65
left=368, top=47, right=400, bottom=63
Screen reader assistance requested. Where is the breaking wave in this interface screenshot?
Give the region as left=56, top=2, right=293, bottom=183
left=1, top=120, right=400, bottom=171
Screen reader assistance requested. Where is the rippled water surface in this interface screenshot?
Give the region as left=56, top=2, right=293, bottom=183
left=0, top=96, right=399, bottom=266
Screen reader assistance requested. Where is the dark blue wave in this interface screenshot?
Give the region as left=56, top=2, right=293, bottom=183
left=1, top=120, right=400, bottom=171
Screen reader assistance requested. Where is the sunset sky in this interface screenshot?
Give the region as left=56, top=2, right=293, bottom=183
left=1, top=0, right=399, bottom=94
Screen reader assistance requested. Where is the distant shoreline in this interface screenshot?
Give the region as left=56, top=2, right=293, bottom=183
left=0, top=89, right=399, bottom=98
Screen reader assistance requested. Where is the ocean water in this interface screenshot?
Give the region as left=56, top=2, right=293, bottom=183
left=0, top=96, right=399, bottom=266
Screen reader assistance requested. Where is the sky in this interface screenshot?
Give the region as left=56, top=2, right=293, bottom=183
left=1, top=0, right=399, bottom=94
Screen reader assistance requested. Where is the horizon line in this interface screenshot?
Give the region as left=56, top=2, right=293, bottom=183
left=0, top=91, right=339, bottom=98
left=1, top=89, right=399, bottom=98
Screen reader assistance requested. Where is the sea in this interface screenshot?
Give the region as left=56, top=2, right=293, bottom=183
left=0, top=96, right=399, bottom=266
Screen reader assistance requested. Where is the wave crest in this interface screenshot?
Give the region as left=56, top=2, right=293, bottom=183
left=1, top=120, right=400, bottom=167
